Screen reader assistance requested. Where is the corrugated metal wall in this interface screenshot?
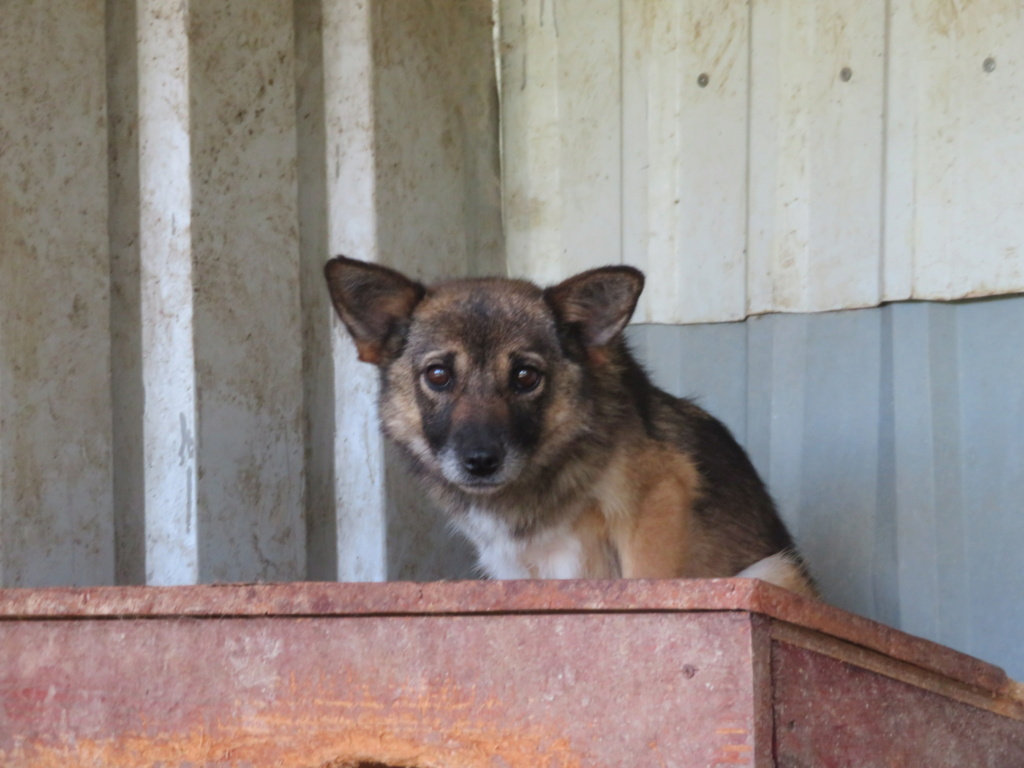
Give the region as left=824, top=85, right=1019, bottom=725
left=500, top=0, right=1024, bottom=322
left=2, top=0, right=1022, bottom=684
left=628, top=300, right=1024, bottom=680
left=0, top=0, right=501, bottom=587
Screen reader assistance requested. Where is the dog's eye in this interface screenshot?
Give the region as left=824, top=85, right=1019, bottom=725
left=512, top=366, right=542, bottom=393
left=423, top=364, right=453, bottom=391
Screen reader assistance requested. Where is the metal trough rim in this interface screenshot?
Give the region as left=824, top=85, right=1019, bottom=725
left=0, top=577, right=1018, bottom=705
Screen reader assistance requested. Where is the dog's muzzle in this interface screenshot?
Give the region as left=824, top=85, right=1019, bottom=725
left=461, top=444, right=504, bottom=478
left=441, top=425, right=519, bottom=490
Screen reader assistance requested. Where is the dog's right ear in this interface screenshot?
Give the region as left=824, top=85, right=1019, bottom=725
left=324, top=256, right=425, bottom=365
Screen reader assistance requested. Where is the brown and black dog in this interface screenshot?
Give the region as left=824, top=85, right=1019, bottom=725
left=325, top=256, right=815, bottom=595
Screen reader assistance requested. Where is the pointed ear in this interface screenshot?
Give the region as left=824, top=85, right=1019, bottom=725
left=324, top=256, right=425, bottom=365
left=544, top=266, right=645, bottom=348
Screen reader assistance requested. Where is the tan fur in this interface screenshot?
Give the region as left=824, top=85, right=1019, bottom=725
left=572, top=506, right=620, bottom=579
left=593, top=442, right=701, bottom=578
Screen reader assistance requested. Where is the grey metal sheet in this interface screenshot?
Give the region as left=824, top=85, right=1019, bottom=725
left=627, top=296, right=1024, bottom=680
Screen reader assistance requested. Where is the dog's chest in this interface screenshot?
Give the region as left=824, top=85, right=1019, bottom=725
left=458, top=509, right=586, bottom=579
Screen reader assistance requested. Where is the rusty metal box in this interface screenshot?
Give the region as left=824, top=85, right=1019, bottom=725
left=2, top=579, right=1022, bottom=766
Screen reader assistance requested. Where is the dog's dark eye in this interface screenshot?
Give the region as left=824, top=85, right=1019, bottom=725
left=512, top=366, right=542, bottom=393
left=423, top=364, right=453, bottom=391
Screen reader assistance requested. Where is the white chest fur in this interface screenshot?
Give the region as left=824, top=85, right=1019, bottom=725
left=456, top=509, right=584, bottom=580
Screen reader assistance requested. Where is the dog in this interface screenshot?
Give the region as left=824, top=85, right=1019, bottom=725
left=324, top=256, right=816, bottom=596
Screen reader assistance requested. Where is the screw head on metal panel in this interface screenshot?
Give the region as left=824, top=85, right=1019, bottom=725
left=840, top=67, right=853, bottom=82
left=983, top=57, right=996, bottom=73
left=697, top=73, right=709, bottom=88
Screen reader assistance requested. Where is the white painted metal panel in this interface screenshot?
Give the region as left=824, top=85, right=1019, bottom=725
left=623, top=0, right=750, bottom=323
left=501, top=0, right=584, bottom=285
left=551, top=0, right=623, bottom=280
left=747, top=0, right=886, bottom=315
left=322, top=0, right=388, bottom=581
left=886, top=0, right=1024, bottom=301
left=502, top=0, right=750, bottom=322
left=501, top=0, right=1024, bottom=319
left=500, top=0, right=889, bottom=320
left=134, top=0, right=200, bottom=585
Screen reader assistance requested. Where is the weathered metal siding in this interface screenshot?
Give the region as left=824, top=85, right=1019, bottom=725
left=500, top=0, right=1024, bottom=322
left=0, top=0, right=500, bottom=586
left=627, top=295, right=1024, bottom=681
left=0, top=1, right=115, bottom=587
left=315, top=0, right=503, bottom=583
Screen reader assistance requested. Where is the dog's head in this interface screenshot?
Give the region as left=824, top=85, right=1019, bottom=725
left=324, top=256, right=644, bottom=495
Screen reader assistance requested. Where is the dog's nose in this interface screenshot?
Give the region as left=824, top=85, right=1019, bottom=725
left=462, top=448, right=502, bottom=477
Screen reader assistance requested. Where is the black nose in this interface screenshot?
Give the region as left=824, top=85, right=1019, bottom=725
left=462, top=449, right=501, bottom=477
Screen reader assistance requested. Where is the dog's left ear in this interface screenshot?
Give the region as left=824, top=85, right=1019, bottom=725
left=544, top=266, right=645, bottom=349
left=324, top=256, right=425, bottom=365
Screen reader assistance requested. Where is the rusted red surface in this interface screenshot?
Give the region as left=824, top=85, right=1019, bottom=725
left=1, top=607, right=765, bottom=767
left=0, top=578, right=1011, bottom=695
left=774, top=642, right=1024, bottom=766
left=1, top=579, right=1022, bottom=767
